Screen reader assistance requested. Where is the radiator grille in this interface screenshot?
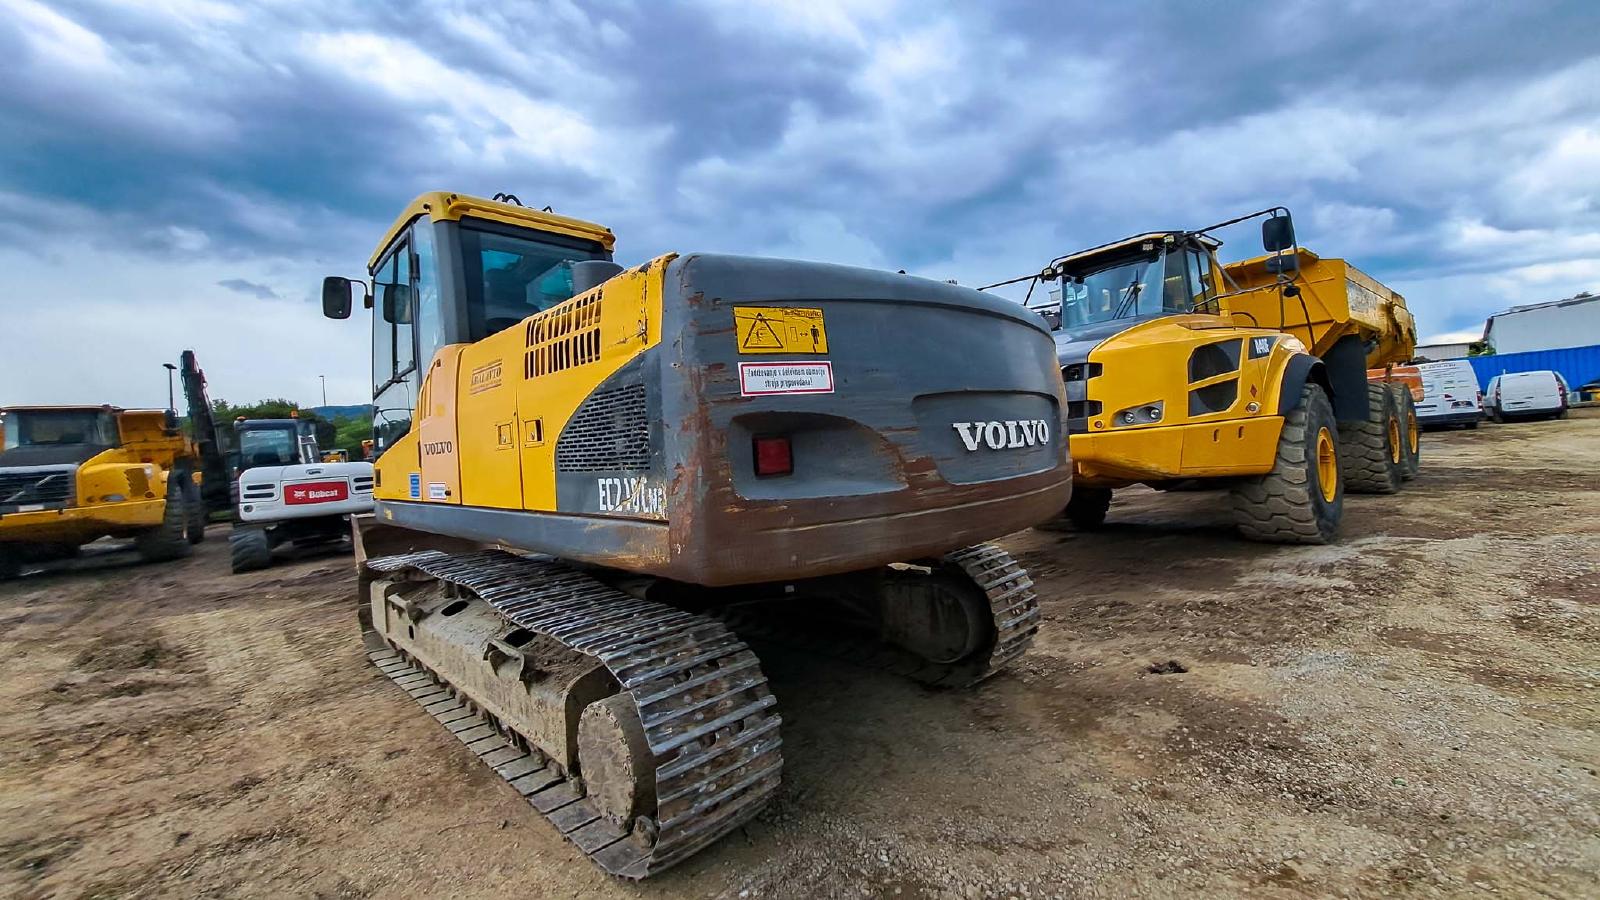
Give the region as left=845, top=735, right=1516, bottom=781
left=525, top=293, right=603, bottom=378
left=0, top=468, right=74, bottom=508
left=555, top=383, right=650, bottom=472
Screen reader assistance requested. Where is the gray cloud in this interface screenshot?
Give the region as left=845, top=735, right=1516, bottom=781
left=2, top=0, right=1598, bottom=407
left=217, top=278, right=279, bottom=300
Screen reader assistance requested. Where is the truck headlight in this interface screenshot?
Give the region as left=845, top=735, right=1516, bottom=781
left=1112, top=401, right=1164, bottom=427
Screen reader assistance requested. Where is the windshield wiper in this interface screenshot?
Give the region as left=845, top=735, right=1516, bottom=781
left=1110, top=269, right=1145, bottom=320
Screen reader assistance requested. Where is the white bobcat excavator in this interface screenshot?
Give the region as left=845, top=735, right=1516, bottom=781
left=228, top=416, right=374, bottom=572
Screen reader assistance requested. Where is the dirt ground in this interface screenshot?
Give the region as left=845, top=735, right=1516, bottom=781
left=2, top=411, right=1596, bottom=899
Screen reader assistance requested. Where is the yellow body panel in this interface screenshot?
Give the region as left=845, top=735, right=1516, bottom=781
left=0, top=499, right=166, bottom=543
left=1222, top=250, right=1417, bottom=367
left=1072, top=417, right=1285, bottom=484
left=1072, top=316, right=1301, bottom=487
left=374, top=255, right=671, bottom=513
left=369, top=191, right=616, bottom=270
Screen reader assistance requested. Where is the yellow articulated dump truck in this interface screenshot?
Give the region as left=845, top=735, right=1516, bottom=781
left=320, top=191, right=1071, bottom=876
left=991, top=207, right=1417, bottom=544
left=0, top=405, right=206, bottom=577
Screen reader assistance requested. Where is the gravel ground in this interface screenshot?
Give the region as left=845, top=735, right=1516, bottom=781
left=1, top=410, right=1595, bottom=899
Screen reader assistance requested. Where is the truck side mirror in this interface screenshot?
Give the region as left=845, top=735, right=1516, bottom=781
left=380, top=284, right=415, bottom=325
left=1261, top=215, right=1296, bottom=253
left=322, top=276, right=356, bottom=319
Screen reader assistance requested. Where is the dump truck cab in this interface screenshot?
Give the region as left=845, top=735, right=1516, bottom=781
left=0, top=405, right=202, bottom=576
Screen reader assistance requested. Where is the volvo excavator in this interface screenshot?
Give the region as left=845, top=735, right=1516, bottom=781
left=322, top=192, right=1073, bottom=877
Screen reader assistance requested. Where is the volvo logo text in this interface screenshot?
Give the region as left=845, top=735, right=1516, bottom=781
left=951, top=420, right=1050, bottom=452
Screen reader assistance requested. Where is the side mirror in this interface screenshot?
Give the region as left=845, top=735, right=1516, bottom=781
left=322, top=276, right=355, bottom=319
left=1262, top=215, right=1296, bottom=253
left=380, top=284, right=415, bottom=325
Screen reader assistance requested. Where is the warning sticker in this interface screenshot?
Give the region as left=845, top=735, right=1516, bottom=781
left=733, top=307, right=828, bottom=354
left=739, top=361, right=834, bottom=396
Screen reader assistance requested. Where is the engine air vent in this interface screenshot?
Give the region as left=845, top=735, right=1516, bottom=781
left=555, top=382, right=650, bottom=472
left=1189, top=340, right=1243, bottom=382
left=525, top=293, right=603, bottom=378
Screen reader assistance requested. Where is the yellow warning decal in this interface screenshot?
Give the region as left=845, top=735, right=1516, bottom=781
left=733, top=307, right=829, bottom=355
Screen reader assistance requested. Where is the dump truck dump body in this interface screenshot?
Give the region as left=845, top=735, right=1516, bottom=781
left=1223, top=249, right=1419, bottom=369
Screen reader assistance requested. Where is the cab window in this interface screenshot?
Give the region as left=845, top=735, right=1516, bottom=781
left=371, top=235, right=420, bottom=456
left=1185, top=249, right=1216, bottom=308
left=459, top=221, right=610, bottom=339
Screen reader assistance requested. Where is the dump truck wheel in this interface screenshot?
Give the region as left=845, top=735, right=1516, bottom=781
left=1339, top=383, right=1403, bottom=494
left=183, top=477, right=207, bottom=544
left=229, top=527, right=273, bottom=574
left=135, top=479, right=194, bottom=562
left=1230, top=383, right=1342, bottom=544
left=0, top=548, right=20, bottom=580
left=1065, top=486, right=1113, bottom=529
left=1392, top=386, right=1421, bottom=480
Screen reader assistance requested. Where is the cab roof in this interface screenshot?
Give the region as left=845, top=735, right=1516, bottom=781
left=0, top=404, right=122, bottom=414
left=1054, top=231, right=1221, bottom=270
left=369, top=191, right=617, bottom=269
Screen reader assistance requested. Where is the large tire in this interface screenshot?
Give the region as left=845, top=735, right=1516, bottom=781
left=183, top=473, right=207, bottom=544
left=1339, top=383, right=1403, bottom=494
left=1231, top=383, right=1342, bottom=544
left=229, top=527, right=273, bottom=574
left=1065, top=486, right=1113, bottom=529
left=135, top=476, right=194, bottom=562
left=1391, top=385, right=1421, bottom=481
left=0, top=548, right=20, bottom=580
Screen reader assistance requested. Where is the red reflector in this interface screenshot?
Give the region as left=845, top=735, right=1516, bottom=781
left=753, top=436, right=792, bottom=477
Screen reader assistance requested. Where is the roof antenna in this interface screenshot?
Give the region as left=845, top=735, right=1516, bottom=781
left=492, top=192, right=523, bottom=206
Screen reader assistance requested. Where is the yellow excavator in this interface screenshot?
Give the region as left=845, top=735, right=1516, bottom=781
left=322, top=191, right=1073, bottom=877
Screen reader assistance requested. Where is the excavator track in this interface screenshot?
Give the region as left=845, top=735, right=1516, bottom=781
left=720, top=544, right=1041, bottom=687
left=361, top=549, right=783, bottom=880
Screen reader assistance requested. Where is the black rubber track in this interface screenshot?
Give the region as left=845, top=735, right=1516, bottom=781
left=363, top=550, right=783, bottom=880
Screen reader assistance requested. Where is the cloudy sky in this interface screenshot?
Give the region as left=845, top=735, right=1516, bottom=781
left=3, top=0, right=1597, bottom=409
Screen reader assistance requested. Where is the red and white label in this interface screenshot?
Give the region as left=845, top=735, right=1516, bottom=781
left=284, top=481, right=349, bottom=505
left=738, top=361, right=834, bottom=396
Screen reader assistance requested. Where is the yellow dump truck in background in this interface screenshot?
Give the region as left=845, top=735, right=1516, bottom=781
left=1001, top=207, right=1419, bottom=543
left=0, top=405, right=206, bottom=577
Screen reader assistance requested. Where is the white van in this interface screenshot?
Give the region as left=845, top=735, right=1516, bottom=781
left=1485, top=370, right=1571, bottom=422
left=1415, top=360, right=1483, bottom=428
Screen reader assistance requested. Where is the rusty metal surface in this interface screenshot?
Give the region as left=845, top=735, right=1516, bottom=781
left=362, top=549, right=782, bottom=879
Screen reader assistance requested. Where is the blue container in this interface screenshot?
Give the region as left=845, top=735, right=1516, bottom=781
left=1466, top=343, right=1600, bottom=392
